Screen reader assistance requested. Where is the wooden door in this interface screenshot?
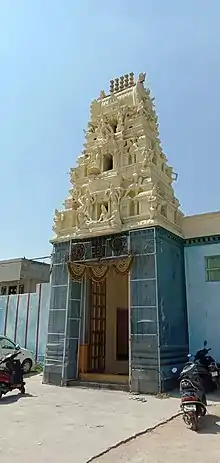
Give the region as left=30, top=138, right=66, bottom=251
left=89, top=280, right=106, bottom=372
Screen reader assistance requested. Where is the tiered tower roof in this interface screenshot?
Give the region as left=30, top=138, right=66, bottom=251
left=52, top=72, right=183, bottom=242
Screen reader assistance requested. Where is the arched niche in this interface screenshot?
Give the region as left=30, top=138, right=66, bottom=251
left=103, top=153, right=113, bottom=172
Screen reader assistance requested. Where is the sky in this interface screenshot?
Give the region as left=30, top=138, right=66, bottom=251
left=0, top=0, right=220, bottom=260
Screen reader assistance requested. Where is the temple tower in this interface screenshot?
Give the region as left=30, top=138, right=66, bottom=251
left=44, top=73, right=188, bottom=393
left=53, top=72, right=183, bottom=242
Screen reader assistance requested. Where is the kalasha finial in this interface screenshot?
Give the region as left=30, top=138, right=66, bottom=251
left=119, top=75, right=124, bottom=91
left=109, top=73, right=135, bottom=93
left=114, top=78, right=119, bottom=92
left=109, top=79, right=114, bottom=93
left=124, top=74, right=129, bottom=87
left=129, top=72, right=134, bottom=86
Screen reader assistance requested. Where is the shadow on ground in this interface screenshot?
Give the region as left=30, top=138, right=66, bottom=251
left=198, top=413, right=220, bottom=434
left=0, top=392, right=35, bottom=405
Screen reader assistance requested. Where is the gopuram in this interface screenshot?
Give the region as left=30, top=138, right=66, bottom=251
left=43, top=72, right=188, bottom=394
left=53, top=72, right=182, bottom=240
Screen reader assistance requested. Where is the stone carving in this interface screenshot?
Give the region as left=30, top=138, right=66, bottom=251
left=137, top=72, right=146, bottom=84
left=122, top=105, right=137, bottom=121
left=70, top=167, right=79, bottom=185
left=86, top=146, right=103, bottom=176
left=133, top=72, right=147, bottom=105
left=107, top=184, right=122, bottom=206
left=128, top=139, right=138, bottom=163
left=148, top=186, right=160, bottom=221
left=137, top=101, right=148, bottom=117
left=124, top=173, right=143, bottom=198
left=116, top=110, right=124, bottom=133
left=116, top=106, right=130, bottom=133
left=74, top=188, right=95, bottom=229
left=87, top=121, right=97, bottom=134
left=109, top=185, right=122, bottom=227
left=83, top=189, right=95, bottom=220
left=98, top=204, right=109, bottom=222
left=98, top=115, right=114, bottom=140
left=110, top=207, right=121, bottom=227
left=141, top=148, right=155, bottom=172
left=53, top=209, right=64, bottom=233
left=99, top=90, right=106, bottom=99
left=52, top=71, right=183, bottom=241
left=76, top=204, right=87, bottom=229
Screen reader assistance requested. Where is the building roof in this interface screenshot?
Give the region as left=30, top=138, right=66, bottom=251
left=0, top=257, right=50, bottom=266
left=183, top=210, right=220, bottom=239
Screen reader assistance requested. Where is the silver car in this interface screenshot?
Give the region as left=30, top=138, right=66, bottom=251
left=0, top=336, right=35, bottom=373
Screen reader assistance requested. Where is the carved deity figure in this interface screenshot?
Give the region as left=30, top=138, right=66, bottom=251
left=133, top=72, right=147, bottom=105
left=70, top=167, right=79, bottom=185
left=141, top=147, right=154, bottom=172
left=83, top=189, right=95, bottom=221
left=98, top=204, right=109, bottom=222
left=98, top=115, right=114, bottom=140
left=124, top=173, right=143, bottom=198
left=54, top=209, right=64, bottom=224
left=110, top=207, right=122, bottom=227
left=88, top=147, right=102, bottom=174
left=95, top=147, right=102, bottom=169
left=116, top=110, right=124, bottom=133
left=75, top=203, right=86, bottom=229
left=75, top=189, right=94, bottom=229
left=107, top=185, right=122, bottom=226
left=53, top=209, right=65, bottom=233
left=148, top=186, right=159, bottom=221
left=109, top=184, right=123, bottom=207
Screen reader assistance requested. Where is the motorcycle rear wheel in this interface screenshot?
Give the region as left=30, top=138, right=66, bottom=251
left=190, top=413, right=198, bottom=431
left=20, top=385, right=26, bottom=395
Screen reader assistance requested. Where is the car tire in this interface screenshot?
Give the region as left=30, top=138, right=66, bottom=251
left=22, top=359, right=33, bottom=374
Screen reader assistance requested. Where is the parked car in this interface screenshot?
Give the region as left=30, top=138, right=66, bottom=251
left=0, top=336, right=35, bottom=373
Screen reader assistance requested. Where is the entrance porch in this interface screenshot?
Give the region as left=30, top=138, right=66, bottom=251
left=43, top=228, right=189, bottom=394
left=78, top=265, right=129, bottom=389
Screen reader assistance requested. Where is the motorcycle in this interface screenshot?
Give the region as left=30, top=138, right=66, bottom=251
left=0, top=350, right=26, bottom=400
left=172, top=361, right=207, bottom=431
left=194, top=341, right=219, bottom=391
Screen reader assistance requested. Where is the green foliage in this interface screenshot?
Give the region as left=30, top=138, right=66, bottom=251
left=31, top=362, right=44, bottom=373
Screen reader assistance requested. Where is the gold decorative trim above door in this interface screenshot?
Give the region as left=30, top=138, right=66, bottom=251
left=67, top=256, right=133, bottom=282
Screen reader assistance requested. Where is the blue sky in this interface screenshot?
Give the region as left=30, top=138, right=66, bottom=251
left=0, top=0, right=220, bottom=259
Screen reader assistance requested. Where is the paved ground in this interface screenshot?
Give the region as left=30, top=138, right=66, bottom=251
left=94, top=405, right=220, bottom=462
left=0, top=375, right=180, bottom=463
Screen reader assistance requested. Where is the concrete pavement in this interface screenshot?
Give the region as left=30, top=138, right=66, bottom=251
left=94, top=405, right=220, bottom=462
left=0, top=375, right=180, bottom=463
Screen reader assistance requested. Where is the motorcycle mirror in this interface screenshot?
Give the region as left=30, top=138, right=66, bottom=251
left=204, top=340, right=207, bottom=347
left=171, top=367, right=177, bottom=374
left=15, top=344, right=20, bottom=350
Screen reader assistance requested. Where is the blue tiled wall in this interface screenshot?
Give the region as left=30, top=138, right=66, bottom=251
left=156, top=228, right=188, bottom=390
left=185, top=242, right=220, bottom=361
left=130, top=228, right=159, bottom=393
left=43, top=241, right=83, bottom=386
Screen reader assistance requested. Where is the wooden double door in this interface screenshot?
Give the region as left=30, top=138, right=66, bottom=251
left=88, top=280, right=106, bottom=373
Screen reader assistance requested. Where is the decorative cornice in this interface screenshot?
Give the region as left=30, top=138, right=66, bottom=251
left=156, top=226, right=184, bottom=244
left=184, top=235, right=220, bottom=246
